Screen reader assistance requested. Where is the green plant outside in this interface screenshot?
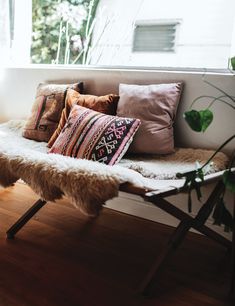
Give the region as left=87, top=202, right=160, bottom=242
left=31, top=0, right=100, bottom=64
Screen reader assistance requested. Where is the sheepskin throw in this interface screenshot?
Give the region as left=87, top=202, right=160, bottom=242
left=0, top=120, right=228, bottom=216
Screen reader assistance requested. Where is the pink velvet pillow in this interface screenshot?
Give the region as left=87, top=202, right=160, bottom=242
left=117, top=83, right=183, bottom=154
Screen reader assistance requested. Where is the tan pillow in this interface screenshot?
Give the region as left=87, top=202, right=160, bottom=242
left=48, top=88, right=120, bottom=147
left=117, top=83, right=183, bottom=154
left=23, top=82, right=84, bottom=142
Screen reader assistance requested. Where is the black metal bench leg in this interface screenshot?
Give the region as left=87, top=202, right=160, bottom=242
left=6, top=199, right=47, bottom=239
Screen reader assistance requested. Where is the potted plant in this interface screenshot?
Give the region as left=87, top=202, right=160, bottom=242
left=177, top=74, right=235, bottom=231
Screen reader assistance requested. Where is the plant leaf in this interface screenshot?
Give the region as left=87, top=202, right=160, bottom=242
left=183, top=110, right=202, bottom=132
left=177, top=169, right=204, bottom=212
left=223, top=170, right=235, bottom=192
left=212, top=197, right=234, bottom=232
left=199, top=109, right=213, bottom=132
left=197, top=168, right=205, bottom=182
left=183, top=109, right=213, bottom=132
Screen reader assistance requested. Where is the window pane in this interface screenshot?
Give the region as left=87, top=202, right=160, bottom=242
left=4, top=0, right=235, bottom=69
left=31, top=0, right=99, bottom=65
left=0, top=0, right=10, bottom=63
left=89, top=0, right=235, bottom=69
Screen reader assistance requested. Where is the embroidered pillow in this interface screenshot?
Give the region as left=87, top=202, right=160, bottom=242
left=48, top=89, right=119, bottom=147
left=23, top=82, right=84, bottom=142
left=117, top=83, right=183, bottom=154
left=49, top=105, right=141, bottom=165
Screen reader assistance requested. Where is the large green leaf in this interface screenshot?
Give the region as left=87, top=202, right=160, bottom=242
left=223, top=170, right=235, bottom=193
left=183, top=110, right=202, bottom=132
left=199, top=109, right=214, bottom=132
left=183, top=109, right=213, bottom=132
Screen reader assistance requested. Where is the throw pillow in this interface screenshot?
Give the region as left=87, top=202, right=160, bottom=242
left=47, top=89, right=119, bottom=147
left=48, top=105, right=141, bottom=165
left=23, top=82, right=84, bottom=142
left=117, top=83, right=183, bottom=154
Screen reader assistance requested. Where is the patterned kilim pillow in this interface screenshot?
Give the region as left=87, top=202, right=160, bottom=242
left=48, top=105, right=141, bottom=165
left=47, top=88, right=120, bottom=148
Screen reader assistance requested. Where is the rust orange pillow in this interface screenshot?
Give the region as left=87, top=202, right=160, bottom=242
left=48, top=88, right=119, bottom=147
left=23, top=82, right=84, bottom=142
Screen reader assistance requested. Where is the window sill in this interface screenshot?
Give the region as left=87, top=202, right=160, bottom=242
left=3, top=63, right=234, bottom=76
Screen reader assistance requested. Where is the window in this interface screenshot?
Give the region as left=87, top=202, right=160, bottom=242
left=133, top=22, right=179, bottom=53
left=1, top=0, right=235, bottom=70
left=0, top=0, right=10, bottom=61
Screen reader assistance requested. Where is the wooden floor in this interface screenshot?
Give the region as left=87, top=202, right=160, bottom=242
left=0, top=183, right=233, bottom=306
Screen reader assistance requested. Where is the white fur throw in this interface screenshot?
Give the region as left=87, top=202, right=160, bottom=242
left=0, top=120, right=228, bottom=216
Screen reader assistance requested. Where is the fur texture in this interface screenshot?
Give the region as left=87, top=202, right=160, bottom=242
left=120, top=148, right=228, bottom=179
left=0, top=120, right=229, bottom=216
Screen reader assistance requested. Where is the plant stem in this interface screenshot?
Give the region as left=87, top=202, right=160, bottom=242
left=64, top=21, right=70, bottom=65
left=202, top=76, right=235, bottom=104
left=201, top=134, right=235, bottom=170
left=190, top=95, right=235, bottom=110
left=82, top=17, right=97, bottom=64
left=86, top=0, right=94, bottom=38
left=228, top=150, right=235, bottom=169
left=55, top=20, right=63, bottom=64
left=207, top=95, right=235, bottom=109
left=86, top=18, right=110, bottom=64
left=72, top=49, right=84, bottom=64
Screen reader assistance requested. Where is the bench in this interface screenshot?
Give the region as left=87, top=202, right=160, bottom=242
left=0, top=66, right=234, bottom=295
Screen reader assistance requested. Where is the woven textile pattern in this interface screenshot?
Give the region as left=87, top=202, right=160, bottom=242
left=49, top=105, right=141, bottom=165
left=23, top=82, right=84, bottom=142
left=47, top=89, right=119, bottom=147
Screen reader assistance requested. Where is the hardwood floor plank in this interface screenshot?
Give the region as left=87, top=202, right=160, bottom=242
left=0, top=183, right=233, bottom=306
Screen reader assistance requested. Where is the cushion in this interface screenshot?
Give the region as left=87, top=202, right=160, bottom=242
left=117, top=83, right=183, bottom=154
left=48, top=89, right=120, bottom=147
left=48, top=105, right=141, bottom=165
left=23, top=82, right=84, bottom=142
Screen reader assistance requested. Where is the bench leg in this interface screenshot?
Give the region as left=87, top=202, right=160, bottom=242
left=140, top=218, right=192, bottom=295
left=6, top=199, right=47, bottom=239
left=140, top=180, right=230, bottom=296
